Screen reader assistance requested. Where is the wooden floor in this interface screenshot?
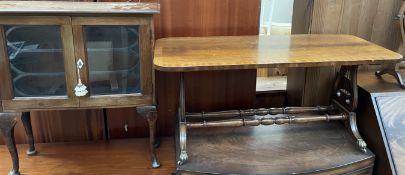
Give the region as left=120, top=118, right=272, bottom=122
left=0, top=137, right=176, bottom=175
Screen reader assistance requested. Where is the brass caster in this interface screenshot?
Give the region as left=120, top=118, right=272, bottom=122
left=357, top=139, right=367, bottom=153
left=177, top=151, right=188, bottom=165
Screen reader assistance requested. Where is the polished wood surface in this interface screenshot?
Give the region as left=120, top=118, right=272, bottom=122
left=177, top=122, right=374, bottom=174
left=150, top=0, right=260, bottom=39
left=106, top=108, right=148, bottom=139
left=98, top=0, right=261, bottom=39
left=0, top=1, right=159, bottom=14
left=154, top=35, right=401, bottom=72
left=0, top=137, right=175, bottom=175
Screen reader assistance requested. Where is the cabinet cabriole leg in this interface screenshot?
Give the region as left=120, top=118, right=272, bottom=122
left=21, top=112, right=37, bottom=156
left=136, top=106, right=161, bottom=168
left=0, top=112, right=21, bottom=175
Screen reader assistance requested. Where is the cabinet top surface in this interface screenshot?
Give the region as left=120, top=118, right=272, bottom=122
left=0, top=1, right=159, bottom=14
left=154, top=35, right=402, bottom=72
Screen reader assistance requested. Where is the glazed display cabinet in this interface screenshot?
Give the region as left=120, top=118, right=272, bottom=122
left=0, top=1, right=160, bottom=175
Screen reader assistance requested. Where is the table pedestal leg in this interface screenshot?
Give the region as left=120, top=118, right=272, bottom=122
left=333, top=65, right=368, bottom=153
left=348, top=112, right=367, bottom=153
left=177, top=73, right=188, bottom=165
left=0, top=112, right=21, bottom=175
left=21, top=112, right=37, bottom=156
left=178, top=121, right=188, bottom=165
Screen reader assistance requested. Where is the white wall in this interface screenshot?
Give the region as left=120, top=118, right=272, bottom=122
left=259, top=0, right=294, bottom=35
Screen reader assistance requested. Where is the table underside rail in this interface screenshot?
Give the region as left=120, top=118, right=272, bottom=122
left=185, top=105, right=335, bottom=119
left=186, top=113, right=347, bottom=128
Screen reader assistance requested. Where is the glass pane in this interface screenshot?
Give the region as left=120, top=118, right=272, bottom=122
left=85, top=26, right=140, bottom=95
left=5, top=26, right=67, bottom=97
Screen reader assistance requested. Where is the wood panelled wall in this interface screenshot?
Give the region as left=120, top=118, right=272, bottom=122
left=107, top=0, right=260, bottom=139
left=287, top=0, right=402, bottom=106
left=0, top=0, right=260, bottom=145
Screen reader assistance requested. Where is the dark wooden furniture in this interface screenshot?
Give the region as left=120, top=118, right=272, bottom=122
left=154, top=35, right=402, bottom=174
left=179, top=123, right=375, bottom=175
left=375, top=1, right=405, bottom=88
left=357, top=71, right=405, bottom=175
left=0, top=1, right=160, bottom=175
left=289, top=0, right=403, bottom=107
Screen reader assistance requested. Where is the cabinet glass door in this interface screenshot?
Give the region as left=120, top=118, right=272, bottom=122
left=84, top=26, right=141, bottom=95
left=5, top=25, right=67, bottom=97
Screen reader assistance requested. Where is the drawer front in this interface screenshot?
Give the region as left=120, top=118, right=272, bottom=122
left=376, top=96, right=405, bottom=175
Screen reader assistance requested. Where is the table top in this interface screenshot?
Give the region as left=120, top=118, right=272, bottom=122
left=154, top=35, right=402, bottom=72
left=0, top=1, right=159, bottom=14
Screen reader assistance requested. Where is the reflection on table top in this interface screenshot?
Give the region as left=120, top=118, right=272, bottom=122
left=154, top=35, right=402, bottom=72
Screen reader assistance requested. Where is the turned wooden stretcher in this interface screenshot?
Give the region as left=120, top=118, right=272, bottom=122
left=154, top=34, right=402, bottom=174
